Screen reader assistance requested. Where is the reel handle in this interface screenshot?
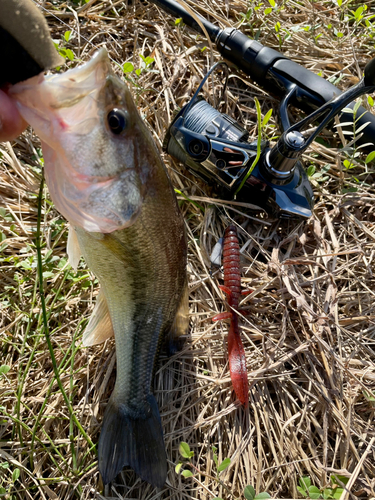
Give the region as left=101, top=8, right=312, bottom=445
left=263, top=56, right=375, bottom=180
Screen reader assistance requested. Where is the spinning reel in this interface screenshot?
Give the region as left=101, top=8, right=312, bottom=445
left=164, top=59, right=375, bottom=218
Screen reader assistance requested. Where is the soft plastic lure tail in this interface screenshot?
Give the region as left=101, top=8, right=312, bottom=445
left=213, top=225, right=251, bottom=406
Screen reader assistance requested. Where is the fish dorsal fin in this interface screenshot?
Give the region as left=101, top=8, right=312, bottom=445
left=67, top=226, right=81, bottom=272
left=83, top=290, right=114, bottom=346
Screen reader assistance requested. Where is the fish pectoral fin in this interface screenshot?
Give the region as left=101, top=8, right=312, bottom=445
left=67, top=225, right=81, bottom=272
left=83, top=290, right=114, bottom=346
left=98, top=394, right=167, bottom=487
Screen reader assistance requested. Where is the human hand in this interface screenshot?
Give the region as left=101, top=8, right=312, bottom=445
left=0, top=88, right=28, bottom=142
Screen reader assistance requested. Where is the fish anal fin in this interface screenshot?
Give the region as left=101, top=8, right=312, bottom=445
left=67, top=225, right=81, bottom=272
left=83, top=290, right=114, bottom=346
left=98, top=394, right=167, bottom=487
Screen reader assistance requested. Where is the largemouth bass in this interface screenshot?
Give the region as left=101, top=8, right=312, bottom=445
left=11, top=49, right=187, bottom=487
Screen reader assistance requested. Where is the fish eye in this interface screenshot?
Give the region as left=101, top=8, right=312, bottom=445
left=107, top=109, right=128, bottom=135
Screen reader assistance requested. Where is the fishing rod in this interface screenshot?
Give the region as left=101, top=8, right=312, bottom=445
left=150, top=0, right=375, bottom=218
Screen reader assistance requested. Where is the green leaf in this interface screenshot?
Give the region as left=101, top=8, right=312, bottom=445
left=262, top=109, right=273, bottom=127
left=368, top=95, right=374, bottom=107
left=0, top=365, right=10, bottom=374
left=64, top=30, right=72, bottom=42
left=299, top=477, right=311, bottom=491
left=123, top=62, right=134, bottom=73
left=363, top=389, right=375, bottom=401
left=353, top=99, right=362, bottom=116
left=264, top=7, right=272, bottom=14
left=354, top=6, right=364, bottom=20
left=331, top=475, right=349, bottom=486
left=355, top=121, right=370, bottom=134
left=179, top=442, right=193, bottom=459
left=307, top=165, right=316, bottom=177
left=42, top=271, right=55, bottom=279
left=135, top=68, right=142, bottom=76
left=175, top=462, right=183, bottom=474
left=323, top=488, right=333, bottom=499
left=268, top=0, right=275, bottom=6
left=365, top=151, right=375, bottom=163
left=234, top=96, right=262, bottom=195
left=333, top=489, right=344, bottom=499
left=308, top=485, right=322, bottom=499
left=212, top=446, right=218, bottom=466
left=12, top=468, right=20, bottom=482
left=337, top=0, right=342, bottom=6
left=297, top=486, right=308, bottom=497
left=175, top=17, right=183, bottom=25
left=334, top=121, right=354, bottom=128
left=255, top=493, right=271, bottom=499
left=244, top=485, right=256, bottom=500
left=65, top=49, right=75, bottom=61
left=336, top=31, right=344, bottom=37
left=144, top=56, right=155, bottom=66
left=181, top=470, right=193, bottom=478
left=217, top=457, right=231, bottom=473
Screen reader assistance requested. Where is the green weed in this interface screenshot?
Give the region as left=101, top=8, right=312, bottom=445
left=54, top=30, right=76, bottom=63
left=176, top=441, right=271, bottom=500
left=297, top=475, right=349, bottom=499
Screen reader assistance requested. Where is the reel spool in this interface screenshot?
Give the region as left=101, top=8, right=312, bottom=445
left=164, top=62, right=260, bottom=191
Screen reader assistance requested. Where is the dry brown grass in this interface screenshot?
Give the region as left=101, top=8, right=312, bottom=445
left=1, top=0, right=375, bottom=498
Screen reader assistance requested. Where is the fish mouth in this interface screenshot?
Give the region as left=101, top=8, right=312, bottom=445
left=10, top=48, right=113, bottom=144
left=47, top=49, right=111, bottom=109
left=73, top=171, right=118, bottom=185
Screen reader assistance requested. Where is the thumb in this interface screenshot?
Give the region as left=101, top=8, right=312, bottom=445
left=0, top=88, right=27, bottom=142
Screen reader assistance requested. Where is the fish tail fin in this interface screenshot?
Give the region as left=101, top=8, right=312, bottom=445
left=98, top=394, right=167, bottom=487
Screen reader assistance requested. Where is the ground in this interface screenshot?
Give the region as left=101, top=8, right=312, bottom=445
left=1, top=0, right=375, bottom=499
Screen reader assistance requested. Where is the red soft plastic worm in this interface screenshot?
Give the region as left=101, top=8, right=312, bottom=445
left=213, top=225, right=250, bottom=406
